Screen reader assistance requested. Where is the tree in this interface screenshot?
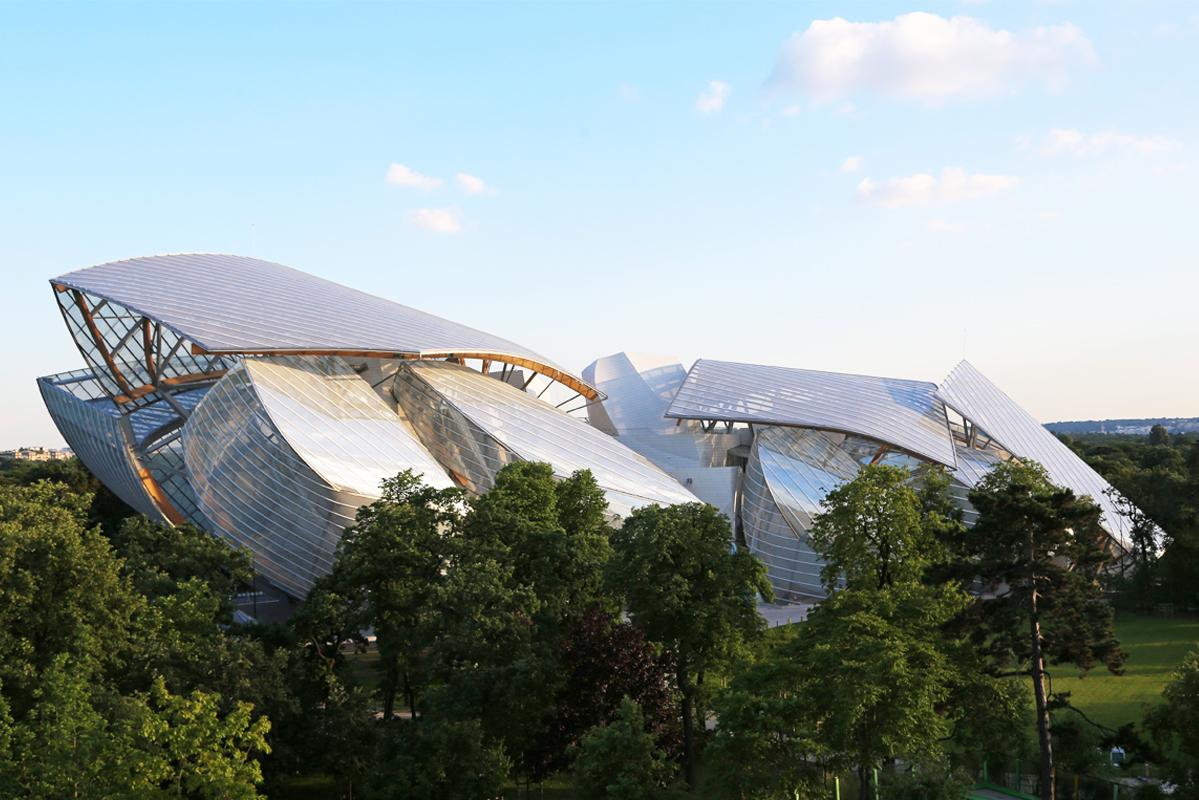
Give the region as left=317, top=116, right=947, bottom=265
left=705, top=630, right=825, bottom=800
left=608, top=502, right=772, bottom=787
left=0, top=481, right=138, bottom=712
left=320, top=470, right=465, bottom=722
left=111, top=516, right=252, bottom=606
left=958, top=461, right=1126, bottom=800
left=1104, top=487, right=1161, bottom=609
left=1148, top=424, right=1171, bottom=447
left=809, top=464, right=945, bottom=591
left=573, top=698, right=677, bottom=800
left=1145, top=649, right=1199, bottom=796
left=881, top=760, right=973, bottom=800
left=362, top=718, right=509, bottom=800
left=463, top=463, right=613, bottom=625
left=528, top=607, right=678, bottom=780
left=788, top=584, right=967, bottom=800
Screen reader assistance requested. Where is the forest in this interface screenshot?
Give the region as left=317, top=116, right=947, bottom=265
left=0, top=424, right=1195, bottom=800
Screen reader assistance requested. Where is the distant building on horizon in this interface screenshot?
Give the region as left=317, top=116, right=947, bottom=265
left=0, top=446, right=73, bottom=462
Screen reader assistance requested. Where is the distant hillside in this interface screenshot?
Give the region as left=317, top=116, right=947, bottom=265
left=1045, top=417, right=1199, bottom=436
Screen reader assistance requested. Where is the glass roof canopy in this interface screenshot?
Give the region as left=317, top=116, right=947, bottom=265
left=51, top=253, right=598, bottom=400
left=666, top=358, right=959, bottom=467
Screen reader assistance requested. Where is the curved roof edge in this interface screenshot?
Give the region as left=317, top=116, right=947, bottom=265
left=666, top=359, right=958, bottom=468
left=51, top=253, right=599, bottom=400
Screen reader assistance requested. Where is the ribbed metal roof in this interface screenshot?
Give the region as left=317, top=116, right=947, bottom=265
left=936, top=360, right=1133, bottom=547
left=51, top=253, right=589, bottom=389
left=666, top=359, right=958, bottom=467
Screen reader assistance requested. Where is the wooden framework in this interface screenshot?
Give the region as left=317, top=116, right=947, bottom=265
left=189, top=345, right=601, bottom=401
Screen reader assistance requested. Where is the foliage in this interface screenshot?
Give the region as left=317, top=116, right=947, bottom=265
left=320, top=471, right=466, bottom=720
left=0, top=481, right=276, bottom=797
left=880, top=759, right=973, bottom=800
left=573, top=698, right=679, bottom=800
left=608, top=502, right=772, bottom=786
left=809, top=464, right=938, bottom=591
left=0, top=456, right=132, bottom=534
left=530, top=607, right=679, bottom=779
left=704, top=629, right=825, bottom=800
left=362, top=718, right=509, bottom=800
left=789, top=584, right=969, bottom=795
left=111, top=515, right=252, bottom=605
left=1145, top=649, right=1199, bottom=795
left=954, top=461, right=1125, bottom=800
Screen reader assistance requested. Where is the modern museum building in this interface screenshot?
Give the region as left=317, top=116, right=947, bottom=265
left=40, top=254, right=1140, bottom=602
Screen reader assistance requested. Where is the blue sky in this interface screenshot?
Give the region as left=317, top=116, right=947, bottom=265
left=2, top=1, right=1196, bottom=449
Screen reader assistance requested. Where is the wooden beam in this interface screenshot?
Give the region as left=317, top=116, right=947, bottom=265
left=136, top=465, right=187, bottom=525
left=113, top=370, right=227, bottom=405
left=189, top=345, right=602, bottom=400
left=71, top=289, right=133, bottom=395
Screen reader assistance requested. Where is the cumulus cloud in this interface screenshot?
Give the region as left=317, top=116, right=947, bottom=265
left=840, top=156, right=863, bottom=173
left=856, top=167, right=1018, bottom=208
left=412, top=208, right=462, bottom=234
left=770, top=12, right=1096, bottom=104
left=1023, top=128, right=1181, bottom=156
left=386, top=163, right=442, bottom=189
left=456, top=172, right=489, bottom=195
left=695, top=80, right=731, bottom=113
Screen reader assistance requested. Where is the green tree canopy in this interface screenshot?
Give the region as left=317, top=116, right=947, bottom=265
left=573, top=698, right=678, bottom=800
left=956, top=461, right=1125, bottom=800
left=608, top=502, right=771, bottom=787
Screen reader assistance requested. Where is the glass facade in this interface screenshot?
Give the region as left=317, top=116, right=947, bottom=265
left=183, top=357, right=455, bottom=598
left=37, top=369, right=166, bottom=521
left=394, top=361, right=697, bottom=519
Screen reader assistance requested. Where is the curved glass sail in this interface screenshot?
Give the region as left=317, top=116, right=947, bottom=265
left=395, top=361, right=697, bottom=519
left=182, top=356, right=454, bottom=597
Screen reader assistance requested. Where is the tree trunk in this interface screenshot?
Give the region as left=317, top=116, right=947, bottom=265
left=858, top=763, right=871, bottom=800
left=403, top=669, right=416, bottom=719
left=678, top=659, right=696, bottom=788
left=382, top=654, right=398, bottom=722
left=1028, top=533, right=1055, bottom=800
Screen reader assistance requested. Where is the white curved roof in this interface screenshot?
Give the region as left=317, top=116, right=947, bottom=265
left=244, top=356, right=455, bottom=496
left=937, top=360, right=1134, bottom=547
left=666, top=359, right=957, bottom=467
left=51, top=253, right=591, bottom=392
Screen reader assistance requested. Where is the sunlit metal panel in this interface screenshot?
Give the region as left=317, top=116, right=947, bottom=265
left=37, top=370, right=166, bottom=522
left=666, top=359, right=957, bottom=468
left=937, top=361, right=1136, bottom=548
left=396, top=361, right=698, bottom=519
left=182, top=356, right=455, bottom=597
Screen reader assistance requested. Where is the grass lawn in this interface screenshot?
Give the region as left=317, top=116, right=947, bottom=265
left=1050, top=611, right=1199, bottom=730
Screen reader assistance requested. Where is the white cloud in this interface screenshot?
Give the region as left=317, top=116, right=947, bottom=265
left=695, top=80, right=731, bottom=113
left=1025, top=128, right=1182, bottom=156
left=856, top=167, right=1019, bottom=208
left=839, top=156, right=863, bottom=173
left=386, top=163, right=442, bottom=189
left=927, top=217, right=965, bottom=233
left=412, top=208, right=462, bottom=234
left=617, top=82, right=641, bottom=102
left=770, top=12, right=1096, bottom=104
left=456, top=172, right=489, bottom=195
left=782, top=103, right=802, bottom=117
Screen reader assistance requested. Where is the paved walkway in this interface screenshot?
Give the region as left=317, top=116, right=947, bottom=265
left=757, top=601, right=813, bottom=627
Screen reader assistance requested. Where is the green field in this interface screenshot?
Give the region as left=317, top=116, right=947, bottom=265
left=1051, top=612, right=1199, bottom=730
